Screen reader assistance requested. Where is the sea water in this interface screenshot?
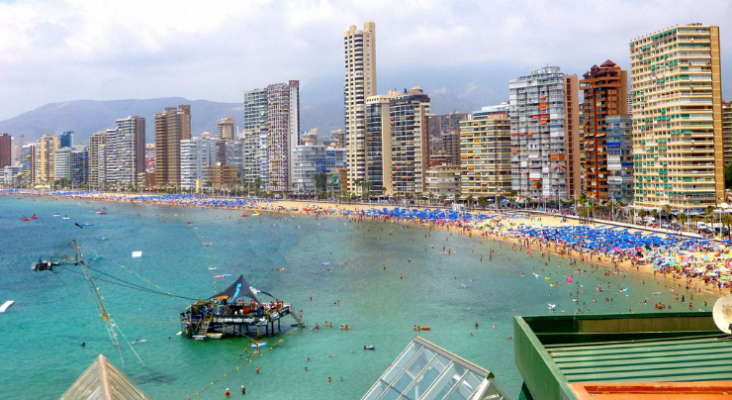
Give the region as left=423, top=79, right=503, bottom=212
left=0, top=197, right=718, bottom=399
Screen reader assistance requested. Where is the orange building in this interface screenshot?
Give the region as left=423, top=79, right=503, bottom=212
left=580, top=60, right=628, bottom=201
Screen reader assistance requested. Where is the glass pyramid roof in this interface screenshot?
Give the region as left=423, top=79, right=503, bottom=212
left=362, top=336, right=509, bottom=400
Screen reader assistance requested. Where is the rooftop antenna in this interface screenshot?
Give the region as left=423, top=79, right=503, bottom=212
left=712, top=295, right=732, bottom=334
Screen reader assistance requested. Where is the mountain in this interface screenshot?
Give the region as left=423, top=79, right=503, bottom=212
left=0, top=97, right=344, bottom=145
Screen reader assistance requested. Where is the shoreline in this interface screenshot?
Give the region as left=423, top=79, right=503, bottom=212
left=4, top=190, right=729, bottom=304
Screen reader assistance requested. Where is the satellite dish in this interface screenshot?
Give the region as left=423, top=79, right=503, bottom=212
left=712, top=295, right=732, bottom=334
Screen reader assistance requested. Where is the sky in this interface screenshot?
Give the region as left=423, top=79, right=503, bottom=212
left=0, top=0, right=731, bottom=120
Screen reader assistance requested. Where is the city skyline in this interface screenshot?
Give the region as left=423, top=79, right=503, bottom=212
left=0, top=1, right=731, bottom=122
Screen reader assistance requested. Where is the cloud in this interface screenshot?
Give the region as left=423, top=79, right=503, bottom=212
left=0, top=0, right=730, bottom=121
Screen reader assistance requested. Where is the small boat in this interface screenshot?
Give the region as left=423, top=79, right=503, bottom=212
left=62, top=215, right=70, bottom=220
left=419, top=326, right=430, bottom=331
left=322, top=262, right=330, bottom=266
left=251, top=342, right=267, bottom=348
left=203, top=242, right=213, bottom=247
left=95, top=209, right=107, bottom=215
left=131, top=251, right=142, bottom=258
left=31, top=214, right=38, bottom=220
left=213, top=274, right=232, bottom=279
left=364, top=345, right=375, bottom=350
left=653, top=292, right=663, bottom=295
left=21, top=217, right=30, bottom=222
left=0, top=300, right=15, bottom=313
left=253, top=211, right=261, bottom=216
left=53, top=213, right=60, bottom=217
left=82, top=221, right=93, bottom=227
left=206, top=333, right=223, bottom=340
left=544, top=277, right=551, bottom=281
left=208, top=267, right=217, bottom=270
left=241, top=213, right=249, bottom=217
left=131, top=339, right=147, bottom=344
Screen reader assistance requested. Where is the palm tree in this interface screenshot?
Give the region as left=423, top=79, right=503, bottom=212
left=439, top=194, right=447, bottom=205
left=477, top=196, right=487, bottom=209
left=678, top=212, right=688, bottom=231
left=662, top=204, right=673, bottom=223
left=466, top=194, right=475, bottom=210
left=723, top=214, right=732, bottom=240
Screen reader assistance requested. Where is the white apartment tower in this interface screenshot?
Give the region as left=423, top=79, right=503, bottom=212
left=344, top=21, right=377, bottom=193
left=266, top=80, right=300, bottom=192
left=243, top=88, right=268, bottom=188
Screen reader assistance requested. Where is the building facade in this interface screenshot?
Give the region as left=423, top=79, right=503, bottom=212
left=723, top=101, right=732, bottom=165
left=460, top=110, right=512, bottom=198
left=224, top=140, right=244, bottom=182
left=630, top=24, right=723, bottom=209
left=71, top=145, right=89, bottom=186
left=180, top=137, right=218, bottom=189
left=243, top=88, right=268, bottom=188
left=20, top=143, right=35, bottom=186
left=217, top=117, right=235, bottom=140
left=116, top=116, right=146, bottom=183
left=425, top=165, right=462, bottom=197
left=292, top=144, right=346, bottom=194
left=145, top=143, right=155, bottom=173
left=59, top=131, right=73, bottom=149
left=364, top=90, right=400, bottom=194
left=2, top=166, right=21, bottom=186
left=0, top=133, right=11, bottom=169
left=266, top=81, right=300, bottom=192
left=344, top=21, right=377, bottom=193
left=36, top=135, right=59, bottom=185
left=390, top=88, right=431, bottom=194
left=606, top=115, right=634, bottom=204
left=154, top=105, right=191, bottom=187
left=89, top=131, right=106, bottom=188
left=54, top=147, right=72, bottom=182
left=330, top=129, right=345, bottom=148
left=580, top=60, right=628, bottom=201
left=509, top=67, right=580, bottom=202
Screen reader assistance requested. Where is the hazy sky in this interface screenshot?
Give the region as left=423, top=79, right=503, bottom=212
left=0, top=0, right=731, bottom=120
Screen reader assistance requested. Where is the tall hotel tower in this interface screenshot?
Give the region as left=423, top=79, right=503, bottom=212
left=344, top=21, right=377, bottom=193
left=630, top=24, right=723, bottom=209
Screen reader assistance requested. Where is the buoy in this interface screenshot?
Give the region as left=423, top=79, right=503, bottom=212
left=225, top=388, right=231, bottom=396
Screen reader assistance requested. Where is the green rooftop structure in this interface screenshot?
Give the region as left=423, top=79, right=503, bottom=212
left=513, top=312, right=732, bottom=400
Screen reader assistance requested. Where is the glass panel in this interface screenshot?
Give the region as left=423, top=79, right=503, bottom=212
left=445, top=371, right=484, bottom=400
left=421, top=363, right=467, bottom=400
left=392, top=348, right=436, bottom=393
left=363, top=380, right=390, bottom=400
left=402, top=354, right=451, bottom=400
left=380, top=387, right=403, bottom=400
left=382, top=343, right=421, bottom=385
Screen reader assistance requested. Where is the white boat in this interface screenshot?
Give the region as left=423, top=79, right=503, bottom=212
left=0, top=300, right=15, bottom=313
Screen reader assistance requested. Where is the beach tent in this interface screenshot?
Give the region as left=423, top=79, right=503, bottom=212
left=211, top=274, right=261, bottom=304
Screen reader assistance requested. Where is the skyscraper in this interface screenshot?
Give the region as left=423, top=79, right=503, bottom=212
left=722, top=100, right=732, bottom=165
left=20, top=143, right=35, bottom=186
left=580, top=60, right=628, bottom=201
left=364, top=90, right=400, bottom=193
left=266, top=81, right=300, bottom=192
left=509, top=67, right=580, bottom=202
left=116, top=116, right=146, bottom=183
left=54, top=147, right=72, bottom=182
left=390, top=88, right=431, bottom=194
left=71, top=145, right=89, bottom=186
left=13, top=135, right=25, bottom=167
left=606, top=115, right=634, bottom=204
left=36, top=135, right=59, bottom=185
left=154, top=105, right=191, bottom=187
left=218, top=117, right=235, bottom=140
left=344, top=21, right=377, bottom=193
left=460, top=107, right=512, bottom=198
left=59, top=131, right=73, bottom=149
left=180, top=137, right=218, bottom=189
left=0, top=133, right=11, bottom=168
left=243, top=88, right=268, bottom=188
left=89, top=131, right=106, bottom=188
left=630, top=24, right=723, bottom=209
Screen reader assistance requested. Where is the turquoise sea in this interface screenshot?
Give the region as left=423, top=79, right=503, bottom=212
left=0, top=196, right=717, bottom=399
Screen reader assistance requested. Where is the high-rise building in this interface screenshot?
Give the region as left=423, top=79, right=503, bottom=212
left=606, top=115, right=634, bottom=204
left=145, top=144, right=156, bottom=173
left=630, top=24, right=723, bottom=209
left=89, top=131, right=106, bottom=188
left=580, top=60, right=628, bottom=201
left=224, top=140, right=244, bottom=180
left=206, top=164, right=238, bottom=189
left=243, top=88, right=268, bottom=188
left=364, top=90, right=400, bottom=193
left=390, top=88, right=431, bottom=194
left=425, top=165, right=462, bottom=197
left=154, top=105, right=191, bottom=187
left=54, top=147, right=72, bottom=182
left=36, top=135, right=59, bottom=185
left=301, top=128, right=319, bottom=146
left=509, top=67, right=580, bottom=202
left=217, top=117, right=235, bottom=140
left=292, top=144, right=346, bottom=194
left=71, top=145, right=89, bottom=186
left=59, top=131, right=73, bottom=149
left=627, top=93, right=633, bottom=115
left=105, top=125, right=136, bottom=186
left=180, top=137, right=218, bottom=189
left=2, top=166, right=21, bottom=186
left=20, top=143, right=35, bottom=186
left=116, top=116, right=146, bottom=182
left=13, top=135, right=25, bottom=167
left=0, top=133, right=11, bottom=168
left=344, top=21, right=377, bottom=193
left=460, top=108, right=512, bottom=198
left=723, top=101, right=732, bottom=165
left=266, top=81, right=300, bottom=192
left=330, top=129, right=345, bottom=148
